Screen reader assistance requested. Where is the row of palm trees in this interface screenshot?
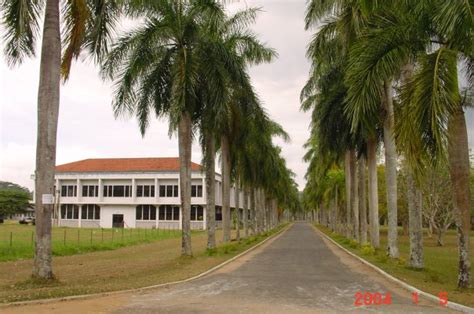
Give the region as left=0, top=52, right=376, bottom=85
left=301, top=0, right=472, bottom=288
left=2, top=0, right=300, bottom=279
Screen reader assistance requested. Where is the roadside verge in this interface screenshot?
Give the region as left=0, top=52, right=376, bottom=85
left=312, top=225, right=473, bottom=313
left=1, top=224, right=290, bottom=309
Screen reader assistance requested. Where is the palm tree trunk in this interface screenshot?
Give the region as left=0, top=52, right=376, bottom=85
left=358, top=156, right=368, bottom=244
left=448, top=105, right=472, bottom=288
left=33, top=0, right=61, bottom=280
left=221, top=135, right=231, bottom=242
left=249, top=187, right=256, bottom=235
left=406, top=167, right=423, bottom=269
left=258, top=189, right=264, bottom=233
left=344, top=150, right=352, bottom=238
left=204, top=133, right=216, bottom=249
left=383, top=79, right=399, bottom=258
left=350, top=150, right=359, bottom=242
left=367, top=136, right=380, bottom=248
left=262, top=196, right=270, bottom=232
left=266, top=197, right=271, bottom=231
left=178, top=112, right=193, bottom=256
left=234, top=178, right=240, bottom=241
left=335, top=185, right=339, bottom=233
left=243, top=187, right=249, bottom=238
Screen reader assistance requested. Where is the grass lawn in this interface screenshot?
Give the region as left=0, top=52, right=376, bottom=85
left=316, top=225, right=474, bottom=307
left=0, top=220, right=194, bottom=262
left=0, top=224, right=287, bottom=303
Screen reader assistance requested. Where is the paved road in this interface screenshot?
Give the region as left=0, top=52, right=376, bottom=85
left=116, top=223, right=450, bottom=313
left=5, top=223, right=454, bottom=313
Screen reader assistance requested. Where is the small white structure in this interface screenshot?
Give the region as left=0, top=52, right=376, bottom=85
left=53, top=157, right=243, bottom=230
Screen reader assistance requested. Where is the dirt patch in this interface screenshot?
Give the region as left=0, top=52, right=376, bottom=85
left=2, top=294, right=126, bottom=314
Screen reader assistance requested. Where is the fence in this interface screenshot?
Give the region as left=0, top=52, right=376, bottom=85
left=0, top=225, right=182, bottom=262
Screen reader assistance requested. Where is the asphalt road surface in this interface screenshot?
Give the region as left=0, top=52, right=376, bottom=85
left=4, top=223, right=455, bottom=313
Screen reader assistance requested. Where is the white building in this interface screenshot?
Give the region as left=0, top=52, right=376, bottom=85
left=54, top=157, right=243, bottom=229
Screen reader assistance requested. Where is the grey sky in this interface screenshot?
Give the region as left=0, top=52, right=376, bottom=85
left=0, top=0, right=472, bottom=191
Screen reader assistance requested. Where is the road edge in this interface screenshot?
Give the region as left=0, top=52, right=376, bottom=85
left=1, top=223, right=291, bottom=309
left=312, top=224, right=474, bottom=313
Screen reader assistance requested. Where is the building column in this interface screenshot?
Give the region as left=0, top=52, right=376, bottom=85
left=132, top=178, right=136, bottom=202
left=77, top=178, right=82, bottom=202
left=77, top=179, right=82, bottom=228
left=78, top=205, right=82, bottom=228
left=155, top=178, right=159, bottom=229
left=98, top=179, right=103, bottom=202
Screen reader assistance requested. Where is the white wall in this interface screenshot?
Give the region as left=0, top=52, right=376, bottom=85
left=101, top=205, right=136, bottom=228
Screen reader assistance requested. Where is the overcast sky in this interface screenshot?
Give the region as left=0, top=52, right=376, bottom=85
left=0, top=0, right=473, bottom=191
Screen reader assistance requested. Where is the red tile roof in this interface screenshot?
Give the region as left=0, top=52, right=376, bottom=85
left=56, top=158, right=201, bottom=173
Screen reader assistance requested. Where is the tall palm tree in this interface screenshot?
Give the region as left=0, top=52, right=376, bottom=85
left=102, top=0, right=226, bottom=256
left=200, top=7, right=276, bottom=243
left=304, top=0, right=383, bottom=244
left=344, top=0, right=472, bottom=287
left=2, top=0, right=119, bottom=279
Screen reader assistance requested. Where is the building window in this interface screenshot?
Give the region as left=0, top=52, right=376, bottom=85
left=82, top=185, right=99, bottom=197
left=191, top=185, right=203, bottom=197
left=103, top=185, right=132, bottom=197
left=159, top=185, right=178, bottom=197
left=61, top=185, right=77, bottom=197
left=60, top=204, right=79, bottom=219
left=137, top=185, right=155, bottom=197
left=136, top=205, right=157, bottom=221
left=191, top=205, right=204, bottom=221
left=158, top=205, right=180, bottom=221
left=81, top=204, right=100, bottom=220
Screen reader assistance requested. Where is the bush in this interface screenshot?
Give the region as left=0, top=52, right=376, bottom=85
left=360, top=244, right=376, bottom=256
left=349, top=239, right=359, bottom=249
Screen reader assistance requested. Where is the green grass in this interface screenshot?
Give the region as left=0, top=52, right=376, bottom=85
left=0, top=220, right=196, bottom=262
left=317, top=225, right=474, bottom=307
left=0, top=224, right=287, bottom=303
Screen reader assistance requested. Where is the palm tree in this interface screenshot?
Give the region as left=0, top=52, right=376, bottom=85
left=304, top=0, right=384, bottom=244
left=344, top=0, right=472, bottom=287
left=2, top=0, right=119, bottom=279
left=102, top=0, right=227, bottom=256
left=194, top=8, right=276, bottom=246
left=234, top=103, right=291, bottom=235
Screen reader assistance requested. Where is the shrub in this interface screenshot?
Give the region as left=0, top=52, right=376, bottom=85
left=349, top=239, right=359, bottom=249
left=361, top=244, right=376, bottom=256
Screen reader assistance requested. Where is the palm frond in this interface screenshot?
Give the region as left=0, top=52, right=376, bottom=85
left=1, top=0, right=42, bottom=65
left=61, top=0, right=89, bottom=80
left=397, top=48, right=460, bottom=172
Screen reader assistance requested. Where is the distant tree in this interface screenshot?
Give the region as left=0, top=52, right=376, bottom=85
left=421, top=164, right=455, bottom=246
left=0, top=190, right=32, bottom=217
left=0, top=181, right=31, bottom=195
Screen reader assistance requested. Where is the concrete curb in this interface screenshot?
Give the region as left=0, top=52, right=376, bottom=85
left=312, top=225, right=474, bottom=313
left=1, top=224, right=291, bottom=309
